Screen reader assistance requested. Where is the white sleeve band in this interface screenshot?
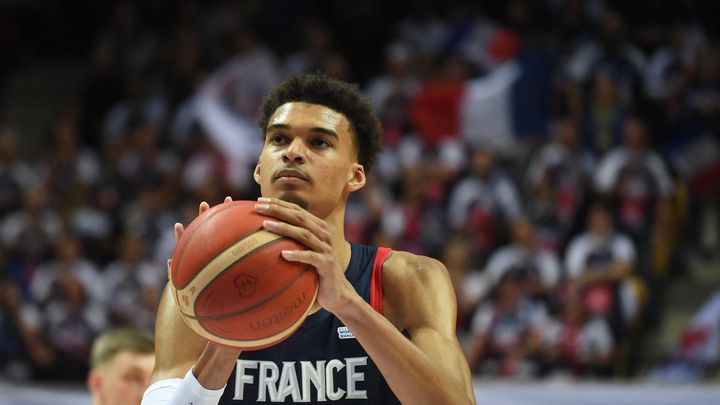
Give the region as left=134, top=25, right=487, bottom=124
left=141, top=369, right=226, bottom=405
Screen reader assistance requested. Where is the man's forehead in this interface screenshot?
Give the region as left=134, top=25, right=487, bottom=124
left=269, top=102, right=350, bottom=131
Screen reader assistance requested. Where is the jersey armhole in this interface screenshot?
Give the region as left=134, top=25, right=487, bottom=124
left=370, top=247, right=392, bottom=315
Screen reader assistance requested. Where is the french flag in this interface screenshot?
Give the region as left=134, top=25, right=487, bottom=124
left=410, top=47, right=554, bottom=152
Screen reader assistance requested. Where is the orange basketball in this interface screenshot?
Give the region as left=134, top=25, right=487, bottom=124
left=169, top=200, right=318, bottom=350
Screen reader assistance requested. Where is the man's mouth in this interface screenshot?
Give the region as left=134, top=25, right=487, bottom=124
left=273, top=169, right=310, bottom=182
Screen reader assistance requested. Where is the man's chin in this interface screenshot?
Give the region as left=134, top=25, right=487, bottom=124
left=278, top=192, right=309, bottom=210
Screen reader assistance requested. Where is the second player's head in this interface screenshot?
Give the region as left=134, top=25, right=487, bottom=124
left=254, top=74, right=382, bottom=217
left=87, top=327, right=155, bottom=405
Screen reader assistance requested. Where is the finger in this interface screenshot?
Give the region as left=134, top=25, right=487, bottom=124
left=224, top=196, right=232, bottom=203
left=262, top=220, right=327, bottom=252
left=199, top=201, right=210, bottom=215
left=255, top=202, right=330, bottom=243
left=174, top=223, right=184, bottom=242
left=280, top=249, right=327, bottom=270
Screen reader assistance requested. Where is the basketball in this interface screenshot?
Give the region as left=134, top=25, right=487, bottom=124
left=169, top=200, right=318, bottom=350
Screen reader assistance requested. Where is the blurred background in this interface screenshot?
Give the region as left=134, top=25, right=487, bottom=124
left=0, top=0, right=719, bottom=403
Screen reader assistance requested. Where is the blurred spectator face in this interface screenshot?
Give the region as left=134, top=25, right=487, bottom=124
left=386, top=43, right=411, bottom=76
left=557, top=117, right=579, bottom=148
left=121, top=235, right=144, bottom=264
left=88, top=350, right=155, bottom=405
left=497, top=274, right=523, bottom=309
left=0, top=129, right=17, bottom=162
left=698, top=48, right=719, bottom=83
left=114, top=1, right=137, bottom=33
left=54, top=117, right=79, bottom=153
left=622, top=117, right=646, bottom=151
left=57, top=275, right=86, bottom=310
left=322, top=53, right=350, bottom=81
left=436, top=55, right=468, bottom=83
left=0, top=279, right=20, bottom=311
left=22, top=188, right=46, bottom=216
left=304, top=22, right=331, bottom=55
left=470, top=148, right=494, bottom=177
left=594, top=74, right=617, bottom=104
left=57, top=237, right=81, bottom=262
left=589, top=205, right=613, bottom=236
left=511, top=219, right=534, bottom=247
left=600, top=10, right=625, bottom=43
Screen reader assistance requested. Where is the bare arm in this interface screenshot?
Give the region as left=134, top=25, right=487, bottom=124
left=374, top=252, right=476, bottom=404
left=150, top=199, right=241, bottom=391
left=150, top=283, right=240, bottom=388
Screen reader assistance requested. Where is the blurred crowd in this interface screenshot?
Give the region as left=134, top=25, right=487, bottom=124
left=1, top=0, right=719, bottom=383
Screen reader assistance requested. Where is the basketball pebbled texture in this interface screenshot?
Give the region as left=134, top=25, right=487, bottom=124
left=170, top=200, right=318, bottom=350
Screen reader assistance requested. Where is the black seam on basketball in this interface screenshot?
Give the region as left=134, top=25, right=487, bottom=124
left=173, top=201, right=254, bottom=288
left=180, top=265, right=314, bottom=321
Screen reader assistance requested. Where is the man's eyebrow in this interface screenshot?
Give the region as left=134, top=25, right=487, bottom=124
left=267, top=123, right=339, bottom=139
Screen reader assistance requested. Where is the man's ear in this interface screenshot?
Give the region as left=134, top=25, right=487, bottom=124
left=347, top=163, right=366, bottom=192
left=87, top=369, right=102, bottom=395
left=254, top=162, right=261, bottom=185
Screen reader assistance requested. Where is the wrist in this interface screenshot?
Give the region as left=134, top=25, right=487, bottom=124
left=192, top=342, right=242, bottom=390
left=331, top=292, right=368, bottom=323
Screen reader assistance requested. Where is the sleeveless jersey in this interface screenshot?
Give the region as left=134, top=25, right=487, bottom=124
left=218, top=243, right=400, bottom=404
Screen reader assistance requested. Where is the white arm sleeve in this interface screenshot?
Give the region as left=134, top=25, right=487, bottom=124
left=141, top=369, right=225, bottom=405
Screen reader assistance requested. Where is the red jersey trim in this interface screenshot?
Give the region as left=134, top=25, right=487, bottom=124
left=370, top=247, right=392, bottom=315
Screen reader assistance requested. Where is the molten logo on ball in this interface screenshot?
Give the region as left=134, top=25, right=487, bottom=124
left=250, top=292, right=307, bottom=331
left=234, top=274, right=257, bottom=298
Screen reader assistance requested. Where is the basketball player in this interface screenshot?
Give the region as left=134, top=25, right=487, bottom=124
left=142, top=75, right=476, bottom=404
left=88, top=327, right=155, bottom=405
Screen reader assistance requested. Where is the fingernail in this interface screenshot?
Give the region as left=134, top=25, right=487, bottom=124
left=167, top=259, right=172, bottom=267
left=263, top=220, right=278, bottom=230
left=258, top=197, right=271, bottom=203
left=281, top=250, right=294, bottom=258
left=255, top=203, right=269, bottom=210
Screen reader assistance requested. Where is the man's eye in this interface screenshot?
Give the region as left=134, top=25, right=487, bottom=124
left=312, top=138, right=330, bottom=148
left=270, top=134, right=287, bottom=144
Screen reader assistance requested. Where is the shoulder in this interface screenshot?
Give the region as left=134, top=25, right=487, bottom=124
left=383, top=250, right=450, bottom=292
left=380, top=251, right=455, bottom=331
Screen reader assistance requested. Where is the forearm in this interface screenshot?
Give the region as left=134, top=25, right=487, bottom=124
left=335, top=296, right=474, bottom=405
left=143, top=343, right=239, bottom=405
left=192, top=343, right=242, bottom=389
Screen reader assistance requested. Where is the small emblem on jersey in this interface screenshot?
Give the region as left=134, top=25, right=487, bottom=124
left=337, top=326, right=355, bottom=339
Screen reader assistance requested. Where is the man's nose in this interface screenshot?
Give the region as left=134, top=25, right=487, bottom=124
left=282, top=138, right=306, bottom=163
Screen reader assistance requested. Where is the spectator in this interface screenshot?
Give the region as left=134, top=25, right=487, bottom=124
left=1, top=188, right=64, bottom=293
left=525, top=115, right=595, bottom=251
left=594, top=116, right=673, bottom=252
left=447, top=147, right=523, bottom=264
left=42, top=113, right=102, bottom=217
left=564, top=202, right=644, bottom=341
left=0, top=277, right=54, bottom=381
left=0, top=128, right=40, bottom=217
left=103, top=235, right=164, bottom=333
left=465, top=270, right=549, bottom=379
left=541, top=292, right=615, bottom=377
left=39, top=271, right=109, bottom=380
left=484, top=219, right=562, bottom=304
left=30, top=235, right=103, bottom=306
left=365, top=42, right=420, bottom=146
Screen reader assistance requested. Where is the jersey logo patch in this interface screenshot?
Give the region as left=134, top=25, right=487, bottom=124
left=337, top=326, right=355, bottom=339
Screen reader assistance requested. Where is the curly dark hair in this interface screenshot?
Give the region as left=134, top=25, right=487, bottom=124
left=257, top=74, right=382, bottom=173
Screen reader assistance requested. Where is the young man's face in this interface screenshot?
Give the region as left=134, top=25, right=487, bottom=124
left=255, top=102, right=366, bottom=218
left=88, top=351, right=155, bottom=405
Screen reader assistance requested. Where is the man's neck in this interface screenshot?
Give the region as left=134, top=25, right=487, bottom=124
left=324, top=204, right=352, bottom=272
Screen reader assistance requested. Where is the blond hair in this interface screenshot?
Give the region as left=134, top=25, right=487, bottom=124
left=90, top=327, right=154, bottom=369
